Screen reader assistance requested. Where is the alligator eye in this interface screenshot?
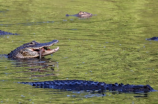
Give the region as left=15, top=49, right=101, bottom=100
left=29, top=41, right=35, bottom=45
left=44, top=47, right=47, bottom=50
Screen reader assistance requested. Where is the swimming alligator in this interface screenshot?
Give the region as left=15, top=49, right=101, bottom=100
left=0, top=30, right=18, bottom=35
left=20, top=80, right=155, bottom=94
left=146, top=37, right=158, bottom=41
left=8, top=40, right=59, bottom=59
left=66, top=11, right=94, bottom=18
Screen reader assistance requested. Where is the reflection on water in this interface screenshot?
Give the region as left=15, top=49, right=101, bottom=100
left=71, top=91, right=150, bottom=98
left=11, top=58, right=56, bottom=67
left=8, top=57, right=59, bottom=77
left=51, top=90, right=152, bottom=98
left=37, top=87, right=152, bottom=98
left=110, top=91, right=150, bottom=98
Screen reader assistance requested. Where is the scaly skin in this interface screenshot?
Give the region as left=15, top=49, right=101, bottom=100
left=20, top=80, right=155, bottom=93
left=8, top=40, right=59, bottom=59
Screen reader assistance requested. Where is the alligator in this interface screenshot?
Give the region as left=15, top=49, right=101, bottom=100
left=0, top=30, right=18, bottom=35
left=20, top=80, right=155, bottom=94
left=66, top=11, right=95, bottom=18
left=8, top=40, right=59, bottom=59
left=146, top=37, right=158, bottom=41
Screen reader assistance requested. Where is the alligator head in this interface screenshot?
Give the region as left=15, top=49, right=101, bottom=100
left=8, top=40, right=59, bottom=59
left=66, top=11, right=94, bottom=18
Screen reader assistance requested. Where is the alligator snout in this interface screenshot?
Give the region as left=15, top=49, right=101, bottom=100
left=66, top=11, right=94, bottom=18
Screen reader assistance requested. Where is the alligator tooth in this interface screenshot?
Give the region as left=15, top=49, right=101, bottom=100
left=39, top=48, right=45, bottom=59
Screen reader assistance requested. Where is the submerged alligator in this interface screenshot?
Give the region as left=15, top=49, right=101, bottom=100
left=20, top=80, right=155, bottom=94
left=66, top=11, right=95, bottom=18
left=0, top=30, right=18, bottom=35
left=8, top=40, right=59, bottom=59
left=146, top=37, right=158, bottom=41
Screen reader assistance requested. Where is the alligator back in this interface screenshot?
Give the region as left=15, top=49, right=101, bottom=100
left=20, top=80, right=155, bottom=93
left=0, top=30, right=18, bottom=35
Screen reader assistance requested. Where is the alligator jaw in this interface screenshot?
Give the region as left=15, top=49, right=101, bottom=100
left=8, top=40, right=59, bottom=59
left=27, top=40, right=59, bottom=59
left=38, top=46, right=59, bottom=59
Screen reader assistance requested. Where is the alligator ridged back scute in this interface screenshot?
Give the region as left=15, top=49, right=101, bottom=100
left=0, top=30, right=19, bottom=35
left=21, top=80, right=106, bottom=91
left=20, top=80, right=155, bottom=93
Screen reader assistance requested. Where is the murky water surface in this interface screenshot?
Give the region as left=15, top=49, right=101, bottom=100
left=0, top=0, right=158, bottom=103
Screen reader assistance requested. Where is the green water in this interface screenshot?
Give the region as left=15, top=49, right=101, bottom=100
left=0, top=0, right=158, bottom=103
